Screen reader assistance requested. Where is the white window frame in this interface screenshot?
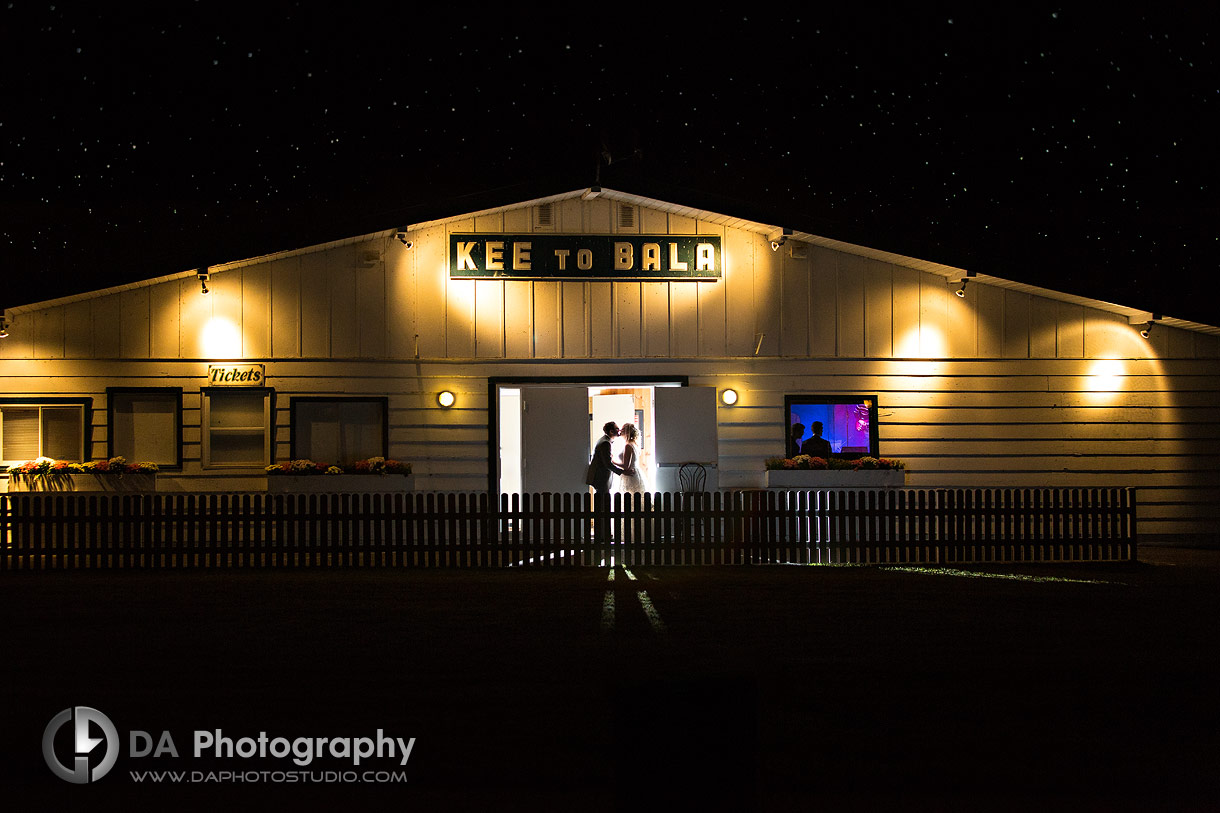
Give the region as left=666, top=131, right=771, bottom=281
left=0, top=399, right=90, bottom=465
left=200, top=388, right=273, bottom=470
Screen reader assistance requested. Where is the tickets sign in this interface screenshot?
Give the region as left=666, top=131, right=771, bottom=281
left=207, top=363, right=265, bottom=386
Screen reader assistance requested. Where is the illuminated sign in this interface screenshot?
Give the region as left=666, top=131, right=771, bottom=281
left=207, top=363, right=265, bottom=386
left=449, top=235, right=721, bottom=280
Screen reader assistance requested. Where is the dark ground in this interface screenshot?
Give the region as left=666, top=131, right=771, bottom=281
left=2, top=548, right=1218, bottom=811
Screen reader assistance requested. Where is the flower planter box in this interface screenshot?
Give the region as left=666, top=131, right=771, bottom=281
left=763, top=469, right=905, bottom=489
left=6, top=473, right=158, bottom=493
left=266, top=474, right=414, bottom=494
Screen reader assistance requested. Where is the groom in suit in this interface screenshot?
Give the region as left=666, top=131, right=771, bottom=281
left=586, top=421, right=624, bottom=543
left=585, top=421, right=625, bottom=494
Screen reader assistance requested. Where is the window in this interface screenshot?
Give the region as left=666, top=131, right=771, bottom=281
left=108, top=388, right=182, bottom=467
left=291, top=398, right=387, bottom=464
left=202, top=388, right=273, bottom=468
left=0, top=400, right=90, bottom=464
left=784, top=395, right=880, bottom=460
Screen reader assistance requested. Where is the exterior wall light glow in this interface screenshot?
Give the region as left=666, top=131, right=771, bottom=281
left=721, top=388, right=739, bottom=406
left=437, top=390, right=456, bottom=408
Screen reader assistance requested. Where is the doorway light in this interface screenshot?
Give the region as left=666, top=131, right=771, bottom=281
left=437, top=390, right=456, bottom=408
left=720, top=388, right=739, bottom=406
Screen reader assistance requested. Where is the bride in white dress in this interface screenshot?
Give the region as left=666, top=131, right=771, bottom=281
left=618, top=423, right=647, bottom=494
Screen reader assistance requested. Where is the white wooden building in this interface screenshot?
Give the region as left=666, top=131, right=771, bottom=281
left=2, top=187, right=1219, bottom=544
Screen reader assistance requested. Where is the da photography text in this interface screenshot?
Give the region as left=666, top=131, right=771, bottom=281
left=42, top=706, right=417, bottom=785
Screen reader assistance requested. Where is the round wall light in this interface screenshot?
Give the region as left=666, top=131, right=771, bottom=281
left=720, top=388, right=739, bottom=406
left=437, top=390, right=456, bottom=408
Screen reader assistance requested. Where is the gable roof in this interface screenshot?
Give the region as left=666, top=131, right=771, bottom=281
left=7, top=187, right=1217, bottom=337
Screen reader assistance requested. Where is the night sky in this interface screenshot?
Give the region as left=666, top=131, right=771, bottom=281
left=3, top=6, right=1218, bottom=325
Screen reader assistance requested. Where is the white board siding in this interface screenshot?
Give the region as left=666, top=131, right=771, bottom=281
left=3, top=198, right=1220, bottom=540
left=270, top=257, right=302, bottom=359
left=300, top=254, right=331, bottom=358
left=3, top=356, right=1217, bottom=537
left=242, top=264, right=272, bottom=359
left=8, top=215, right=1220, bottom=364
left=561, top=281, right=587, bottom=359
left=475, top=280, right=505, bottom=359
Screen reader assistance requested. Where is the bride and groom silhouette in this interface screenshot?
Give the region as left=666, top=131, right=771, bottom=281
left=584, top=421, right=647, bottom=495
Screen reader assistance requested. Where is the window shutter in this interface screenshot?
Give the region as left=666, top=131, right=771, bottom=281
left=1, top=407, right=40, bottom=460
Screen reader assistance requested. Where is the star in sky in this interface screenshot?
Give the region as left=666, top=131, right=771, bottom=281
left=1, top=6, right=1217, bottom=324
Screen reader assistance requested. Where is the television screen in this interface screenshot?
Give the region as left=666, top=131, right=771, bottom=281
left=784, top=395, right=879, bottom=459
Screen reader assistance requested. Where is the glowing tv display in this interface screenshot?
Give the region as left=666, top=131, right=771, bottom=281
left=784, top=395, right=879, bottom=459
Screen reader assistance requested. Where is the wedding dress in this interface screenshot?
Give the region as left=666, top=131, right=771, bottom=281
left=619, top=443, right=647, bottom=494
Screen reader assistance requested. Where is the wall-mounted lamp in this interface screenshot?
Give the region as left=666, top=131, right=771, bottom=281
left=437, top=390, right=456, bottom=408
left=0, top=317, right=9, bottom=339
left=720, top=388, right=739, bottom=406
left=396, top=229, right=413, bottom=249
left=768, top=228, right=792, bottom=252
left=950, top=270, right=976, bottom=298
left=1131, top=312, right=1161, bottom=339
left=197, top=268, right=210, bottom=295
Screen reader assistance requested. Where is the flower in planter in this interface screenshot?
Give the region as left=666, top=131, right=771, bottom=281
left=383, top=459, right=411, bottom=475
left=14, top=457, right=55, bottom=475
left=345, top=457, right=411, bottom=475
left=288, top=459, right=327, bottom=474
left=766, top=454, right=906, bottom=472
left=266, top=457, right=412, bottom=476
left=76, top=457, right=158, bottom=475
left=7, top=456, right=157, bottom=489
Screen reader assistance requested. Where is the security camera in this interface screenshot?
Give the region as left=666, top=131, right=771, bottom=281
left=396, top=230, right=412, bottom=248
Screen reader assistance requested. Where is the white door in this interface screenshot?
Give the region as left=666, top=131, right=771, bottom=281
left=654, top=386, right=719, bottom=492
left=520, top=387, right=591, bottom=495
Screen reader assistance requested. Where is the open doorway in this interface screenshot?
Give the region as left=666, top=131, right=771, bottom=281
left=491, top=378, right=687, bottom=496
